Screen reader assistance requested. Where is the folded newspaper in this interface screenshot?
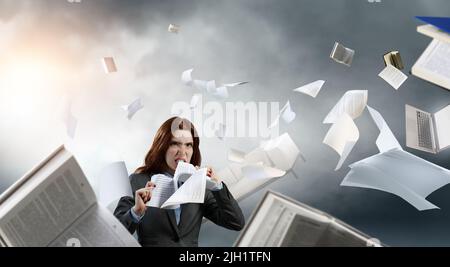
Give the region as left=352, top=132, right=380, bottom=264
left=0, top=145, right=140, bottom=247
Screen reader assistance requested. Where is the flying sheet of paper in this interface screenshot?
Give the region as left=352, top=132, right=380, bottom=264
left=341, top=148, right=450, bottom=211
left=269, top=101, right=296, bottom=128
left=161, top=168, right=207, bottom=209
left=223, top=81, right=249, bottom=87
left=330, top=42, right=355, bottom=67
left=323, top=90, right=368, bottom=124
left=323, top=113, right=359, bottom=170
left=121, top=98, right=143, bottom=120
left=367, top=106, right=401, bottom=153
left=228, top=148, right=246, bottom=163
left=262, top=132, right=302, bottom=171
left=242, top=162, right=286, bottom=180
left=97, top=161, right=132, bottom=208
left=102, top=57, right=117, bottom=73
left=214, top=122, right=226, bottom=140
left=378, top=65, right=408, bottom=90
left=62, top=100, right=77, bottom=139
left=213, top=86, right=229, bottom=99
left=190, top=94, right=202, bottom=109
left=217, top=163, right=280, bottom=202
left=206, top=80, right=216, bottom=94
left=293, top=80, right=325, bottom=98
left=181, top=68, right=194, bottom=86
left=168, top=24, right=180, bottom=33
left=193, top=80, right=209, bottom=91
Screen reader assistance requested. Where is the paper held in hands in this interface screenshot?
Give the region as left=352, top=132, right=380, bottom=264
left=146, top=162, right=218, bottom=209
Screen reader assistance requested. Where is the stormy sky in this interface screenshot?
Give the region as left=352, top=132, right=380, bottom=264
left=0, top=0, right=450, bottom=246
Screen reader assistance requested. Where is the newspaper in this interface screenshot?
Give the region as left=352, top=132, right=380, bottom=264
left=0, top=145, right=140, bottom=247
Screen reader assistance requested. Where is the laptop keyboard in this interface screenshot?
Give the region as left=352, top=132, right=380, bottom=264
left=417, top=111, right=433, bottom=149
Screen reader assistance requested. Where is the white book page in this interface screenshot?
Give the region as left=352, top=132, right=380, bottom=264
left=146, top=174, right=175, bottom=208
left=412, top=39, right=450, bottom=89
left=49, top=204, right=140, bottom=247
left=435, top=105, right=450, bottom=150
left=0, top=151, right=96, bottom=246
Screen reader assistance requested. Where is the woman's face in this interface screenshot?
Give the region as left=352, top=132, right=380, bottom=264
left=165, top=129, right=194, bottom=173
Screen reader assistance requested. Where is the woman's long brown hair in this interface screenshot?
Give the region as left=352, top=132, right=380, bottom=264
left=134, top=117, right=201, bottom=174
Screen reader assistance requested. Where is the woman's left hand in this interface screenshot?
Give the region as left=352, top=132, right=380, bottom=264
left=206, top=166, right=222, bottom=184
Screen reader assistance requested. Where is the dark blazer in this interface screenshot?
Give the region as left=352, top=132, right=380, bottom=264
left=114, top=173, right=245, bottom=247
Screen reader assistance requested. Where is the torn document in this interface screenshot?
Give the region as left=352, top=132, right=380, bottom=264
left=323, top=113, right=359, bottom=170
left=330, top=42, right=355, bottom=67
left=293, top=80, right=325, bottom=98
left=323, top=90, right=368, bottom=124
left=378, top=65, right=408, bottom=90
left=121, top=98, right=143, bottom=120
left=161, top=167, right=207, bottom=209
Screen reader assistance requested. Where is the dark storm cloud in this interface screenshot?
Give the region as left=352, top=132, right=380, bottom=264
left=1, top=0, right=450, bottom=247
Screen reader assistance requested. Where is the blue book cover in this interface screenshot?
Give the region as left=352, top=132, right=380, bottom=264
left=416, top=16, right=450, bottom=34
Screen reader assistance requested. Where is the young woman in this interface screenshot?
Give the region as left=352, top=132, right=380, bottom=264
left=114, top=117, right=244, bottom=247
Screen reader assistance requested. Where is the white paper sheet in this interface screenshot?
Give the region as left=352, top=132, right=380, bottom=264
left=181, top=68, right=194, bottom=86
left=121, top=98, right=143, bottom=120
left=367, top=106, right=401, bottom=153
left=323, top=113, right=359, bottom=170
left=341, top=148, right=450, bottom=211
left=213, top=86, right=229, bottom=99
left=262, top=132, right=302, bottom=171
left=378, top=65, right=408, bottom=90
left=228, top=148, right=246, bottom=163
left=323, top=90, right=368, bottom=124
left=190, top=94, right=202, bottom=109
left=269, top=101, right=296, bottom=128
left=293, top=80, right=325, bottom=98
left=242, top=163, right=286, bottom=180
left=97, top=162, right=132, bottom=208
left=62, top=99, right=77, bottom=139
left=223, top=81, right=249, bottom=87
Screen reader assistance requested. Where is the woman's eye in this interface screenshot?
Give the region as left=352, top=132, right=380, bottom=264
left=187, top=143, right=193, bottom=147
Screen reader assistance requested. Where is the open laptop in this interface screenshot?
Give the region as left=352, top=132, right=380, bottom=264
left=405, top=104, right=450, bottom=153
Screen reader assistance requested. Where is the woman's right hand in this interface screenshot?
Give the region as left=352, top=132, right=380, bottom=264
left=133, top=181, right=155, bottom=217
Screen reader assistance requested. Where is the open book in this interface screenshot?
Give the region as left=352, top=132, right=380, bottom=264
left=234, top=191, right=382, bottom=247
left=146, top=162, right=217, bottom=209
left=411, top=22, right=450, bottom=90
left=0, top=145, right=140, bottom=247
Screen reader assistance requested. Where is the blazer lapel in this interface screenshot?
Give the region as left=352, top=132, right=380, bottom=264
left=165, top=209, right=180, bottom=237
